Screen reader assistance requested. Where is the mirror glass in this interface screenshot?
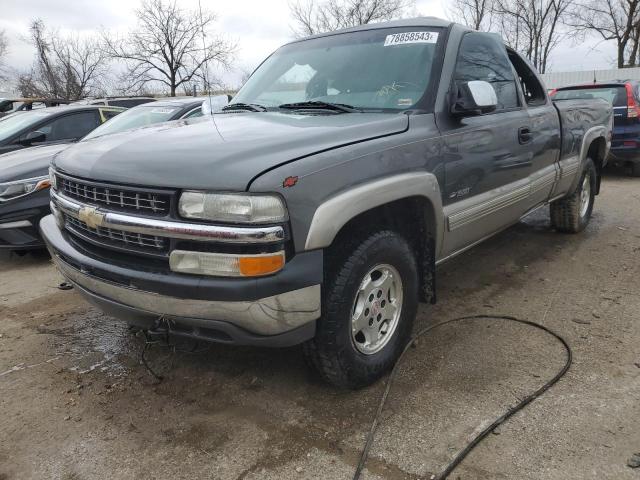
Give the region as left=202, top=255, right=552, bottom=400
left=467, top=81, right=498, bottom=108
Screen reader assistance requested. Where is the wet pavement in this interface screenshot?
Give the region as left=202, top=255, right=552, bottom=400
left=1, top=172, right=639, bottom=479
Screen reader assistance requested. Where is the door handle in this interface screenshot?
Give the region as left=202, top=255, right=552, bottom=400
left=518, top=127, right=532, bottom=144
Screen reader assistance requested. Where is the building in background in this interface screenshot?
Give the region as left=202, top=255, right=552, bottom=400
left=541, top=68, right=640, bottom=89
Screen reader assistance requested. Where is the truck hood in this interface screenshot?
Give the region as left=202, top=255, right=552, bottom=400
left=0, top=143, right=69, bottom=182
left=52, top=112, right=409, bottom=190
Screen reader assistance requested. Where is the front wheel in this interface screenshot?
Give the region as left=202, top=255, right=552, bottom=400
left=550, top=158, right=596, bottom=233
left=303, top=231, right=418, bottom=388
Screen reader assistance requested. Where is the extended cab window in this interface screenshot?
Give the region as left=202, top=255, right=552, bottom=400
left=508, top=51, right=547, bottom=106
left=453, top=33, right=519, bottom=111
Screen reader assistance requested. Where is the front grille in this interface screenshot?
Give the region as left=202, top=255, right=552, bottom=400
left=65, top=216, right=169, bottom=255
left=58, top=175, right=171, bottom=216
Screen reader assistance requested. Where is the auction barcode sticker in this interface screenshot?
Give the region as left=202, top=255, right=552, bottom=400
left=384, top=31, right=438, bottom=46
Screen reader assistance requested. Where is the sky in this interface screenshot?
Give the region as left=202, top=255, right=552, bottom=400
left=0, top=0, right=619, bottom=93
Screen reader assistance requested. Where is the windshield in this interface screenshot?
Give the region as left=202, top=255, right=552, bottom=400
left=0, top=110, right=52, bottom=142
left=232, top=27, right=443, bottom=112
left=83, top=104, right=182, bottom=140
left=554, top=86, right=627, bottom=106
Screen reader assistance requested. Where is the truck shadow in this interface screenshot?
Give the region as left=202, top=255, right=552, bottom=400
left=0, top=248, right=50, bottom=270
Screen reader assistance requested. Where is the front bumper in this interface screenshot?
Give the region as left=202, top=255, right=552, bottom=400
left=0, top=190, right=50, bottom=249
left=40, top=214, right=323, bottom=346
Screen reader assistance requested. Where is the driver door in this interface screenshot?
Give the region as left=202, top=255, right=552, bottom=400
left=438, top=32, right=535, bottom=258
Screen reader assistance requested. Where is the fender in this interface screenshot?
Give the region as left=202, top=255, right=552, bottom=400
left=571, top=125, right=609, bottom=192
left=304, top=172, right=444, bottom=255
left=580, top=125, right=609, bottom=163
left=555, top=125, right=609, bottom=199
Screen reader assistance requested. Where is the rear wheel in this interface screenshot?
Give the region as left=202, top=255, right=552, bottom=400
left=303, top=231, right=418, bottom=388
left=631, top=162, right=640, bottom=177
left=550, top=158, right=596, bottom=233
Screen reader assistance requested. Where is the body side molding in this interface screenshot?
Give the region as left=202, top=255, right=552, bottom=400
left=304, top=172, right=444, bottom=254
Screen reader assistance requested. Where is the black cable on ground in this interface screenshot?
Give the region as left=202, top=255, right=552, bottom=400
left=139, top=332, right=164, bottom=383
left=136, top=323, right=211, bottom=382
left=353, top=314, right=573, bottom=480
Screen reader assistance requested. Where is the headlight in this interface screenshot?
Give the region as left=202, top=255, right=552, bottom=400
left=0, top=175, right=51, bottom=202
left=49, top=167, right=58, bottom=190
left=179, top=192, right=287, bottom=224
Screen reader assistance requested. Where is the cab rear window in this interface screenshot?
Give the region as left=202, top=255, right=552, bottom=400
left=553, top=86, right=627, bottom=107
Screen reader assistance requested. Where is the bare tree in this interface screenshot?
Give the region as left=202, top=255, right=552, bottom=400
left=447, top=0, right=494, bottom=30
left=0, top=29, right=9, bottom=82
left=102, top=0, right=235, bottom=97
left=570, top=0, right=640, bottom=68
left=493, top=0, right=572, bottom=73
left=290, top=0, right=415, bottom=37
left=18, top=20, right=109, bottom=99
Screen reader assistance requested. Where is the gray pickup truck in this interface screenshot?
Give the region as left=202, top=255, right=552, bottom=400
left=40, top=18, right=612, bottom=388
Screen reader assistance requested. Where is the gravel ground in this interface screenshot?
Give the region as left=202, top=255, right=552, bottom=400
left=1, top=172, right=639, bottom=480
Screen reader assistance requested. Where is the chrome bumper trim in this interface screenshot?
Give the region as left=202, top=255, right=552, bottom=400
left=52, top=254, right=321, bottom=336
left=51, top=190, right=285, bottom=244
left=0, top=220, right=32, bottom=229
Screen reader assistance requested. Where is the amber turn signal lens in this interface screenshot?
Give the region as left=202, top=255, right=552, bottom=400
left=170, top=250, right=285, bottom=277
left=36, top=179, right=51, bottom=191
left=238, top=253, right=285, bottom=277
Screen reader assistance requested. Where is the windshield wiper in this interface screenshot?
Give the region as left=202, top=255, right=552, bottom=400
left=278, top=101, right=360, bottom=113
left=221, top=103, right=267, bottom=112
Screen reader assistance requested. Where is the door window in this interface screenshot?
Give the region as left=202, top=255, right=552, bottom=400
left=100, top=109, right=123, bottom=122
left=182, top=107, right=203, bottom=119
left=31, top=111, right=100, bottom=142
left=453, top=33, right=519, bottom=111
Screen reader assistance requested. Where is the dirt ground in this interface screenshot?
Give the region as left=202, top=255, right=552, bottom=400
left=1, top=171, right=639, bottom=480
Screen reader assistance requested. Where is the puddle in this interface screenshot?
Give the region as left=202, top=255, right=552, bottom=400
left=39, top=309, right=139, bottom=377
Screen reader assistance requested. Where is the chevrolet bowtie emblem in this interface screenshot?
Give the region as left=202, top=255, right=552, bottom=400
left=78, top=206, right=105, bottom=229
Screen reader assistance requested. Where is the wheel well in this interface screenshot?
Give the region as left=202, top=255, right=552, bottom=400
left=587, top=137, right=607, bottom=195
left=328, top=196, right=437, bottom=304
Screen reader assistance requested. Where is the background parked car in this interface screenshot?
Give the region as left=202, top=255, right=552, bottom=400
left=80, top=96, right=213, bottom=141
left=0, top=97, right=215, bottom=251
left=0, top=105, right=124, bottom=156
left=551, top=81, right=640, bottom=176
left=71, top=96, right=157, bottom=108
left=0, top=98, right=71, bottom=118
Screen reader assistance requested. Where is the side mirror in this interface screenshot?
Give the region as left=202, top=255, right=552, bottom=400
left=201, top=95, right=230, bottom=115
left=451, top=80, right=498, bottom=117
left=21, top=130, right=47, bottom=145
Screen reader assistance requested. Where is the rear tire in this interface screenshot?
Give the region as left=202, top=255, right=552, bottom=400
left=551, top=158, right=596, bottom=233
left=303, top=231, right=418, bottom=388
left=631, top=162, right=640, bottom=177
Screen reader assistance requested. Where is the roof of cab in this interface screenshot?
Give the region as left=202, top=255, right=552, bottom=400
left=286, top=16, right=454, bottom=45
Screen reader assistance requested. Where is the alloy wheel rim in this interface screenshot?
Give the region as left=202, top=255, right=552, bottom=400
left=350, top=264, right=403, bottom=355
left=579, top=174, right=591, bottom=218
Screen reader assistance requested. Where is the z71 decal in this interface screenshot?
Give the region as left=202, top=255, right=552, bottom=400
left=384, top=31, right=439, bottom=46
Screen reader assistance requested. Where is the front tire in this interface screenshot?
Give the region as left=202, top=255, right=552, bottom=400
left=551, top=158, right=596, bottom=233
left=303, top=231, right=418, bottom=388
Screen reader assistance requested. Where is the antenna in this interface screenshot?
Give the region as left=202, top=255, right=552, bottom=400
left=198, top=0, right=223, bottom=139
